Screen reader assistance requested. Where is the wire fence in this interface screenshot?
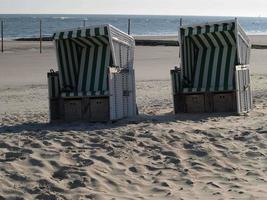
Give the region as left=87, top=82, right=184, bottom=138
left=0, top=18, right=137, bottom=54
left=0, top=18, right=185, bottom=54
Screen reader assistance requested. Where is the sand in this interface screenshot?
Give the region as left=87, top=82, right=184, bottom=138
left=0, top=38, right=267, bottom=200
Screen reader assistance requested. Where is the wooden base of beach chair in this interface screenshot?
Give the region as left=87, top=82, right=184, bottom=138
left=49, top=97, right=110, bottom=122
left=185, top=94, right=205, bottom=113
left=49, top=98, right=63, bottom=121
left=64, top=98, right=83, bottom=121
left=173, top=91, right=237, bottom=114
left=213, top=92, right=237, bottom=112
left=173, top=94, right=185, bottom=113
left=89, top=97, right=109, bottom=122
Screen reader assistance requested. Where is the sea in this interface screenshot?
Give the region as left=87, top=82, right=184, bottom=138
left=1, top=14, right=267, bottom=39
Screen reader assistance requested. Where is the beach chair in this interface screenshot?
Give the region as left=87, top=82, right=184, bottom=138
left=47, top=24, right=137, bottom=122
left=171, top=19, right=252, bottom=114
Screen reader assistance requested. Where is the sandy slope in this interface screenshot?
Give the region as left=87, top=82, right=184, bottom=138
left=0, top=40, right=266, bottom=200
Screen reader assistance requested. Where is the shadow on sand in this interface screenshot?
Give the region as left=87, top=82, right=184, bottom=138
left=0, top=112, right=236, bottom=134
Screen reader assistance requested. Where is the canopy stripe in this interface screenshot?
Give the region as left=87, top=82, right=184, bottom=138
left=52, top=24, right=134, bottom=97
left=53, top=27, right=109, bottom=40
left=55, top=36, right=113, bottom=95
left=179, top=21, right=248, bottom=92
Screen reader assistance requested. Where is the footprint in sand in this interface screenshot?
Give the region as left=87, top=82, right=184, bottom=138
left=9, top=172, right=28, bottom=182
left=138, top=131, right=161, bottom=142
left=40, top=150, right=60, bottom=159
left=0, top=142, right=12, bottom=149
left=53, top=166, right=88, bottom=181
left=120, top=135, right=136, bottom=142
left=38, top=179, right=64, bottom=193
left=85, top=193, right=102, bottom=200
left=185, top=179, right=194, bottom=186
left=91, top=155, right=112, bottom=165
left=28, top=158, right=44, bottom=167
left=3, top=149, right=33, bottom=162
left=189, top=161, right=206, bottom=171
left=105, top=178, right=119, bottom=191
left=245, top=150, right=264, bottom=157
left=0, top=142, right=33, bottom=162
left=42, top=140, right=52, bottom=146
left=52, top=167, right=70, bottom=180
left=88, top=143, right=106, bottom=149
left=49, top=160, right=61, bottom=168
left=60, top=141, right=75, bottom=147
left=151, top=187, right=170, bottom=194
left=29, top=142, right=42, bottom=148
left=164, top=156, right=181, bottom=166
left=160, top=150, right=177, bottom=157
left=183, top=142, right=208, bottom=157
left=3, top=152, right=24, bottom=161
left=233, top=134, right=247, bottom=141
left=90, top=177, right=99, bottom=188
left=150, top=155, right=161, bottom=161
left=35, top=193, right=58, bottom=200
left=145, top=165, right=161, bottom=171
left=206, top=181, right=221, bottom=188
left=161, top=182, right=170, bottom=187
left=68, top=179, right=86, bottom=189
left=128, top=166, right=138, bottom=173
left=75, top=156, right=94, bottom=167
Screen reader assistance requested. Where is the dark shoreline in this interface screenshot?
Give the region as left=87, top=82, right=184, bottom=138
left=13, top=37, right=267, bottom=49
left=14, top=36, right=179, bottom=46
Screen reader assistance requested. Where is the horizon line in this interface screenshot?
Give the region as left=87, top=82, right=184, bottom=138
left=0, top=13, right=265, bottom=18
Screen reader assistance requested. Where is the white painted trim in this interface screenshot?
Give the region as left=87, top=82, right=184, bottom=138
left=234, top=18, right=242, bottom=64
left=107, top=25, right=117, bottom=67
left=112, top=37, right=132, bottom=47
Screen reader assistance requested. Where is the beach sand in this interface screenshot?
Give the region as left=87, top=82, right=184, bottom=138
left=0, top=38, right=266, bottom=199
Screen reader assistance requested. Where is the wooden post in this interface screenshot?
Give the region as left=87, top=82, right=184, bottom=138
left=178, top=18, right=183, bottom=66
left=39, top=20, right=42, bottom=54
left=128, top=18, right=131, bottom=35
left=83, top=20, right=86, bottom=27
left=1, top=20, right=3, bottom=53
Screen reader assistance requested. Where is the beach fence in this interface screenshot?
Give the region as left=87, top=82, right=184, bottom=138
left=0, top=18, right=132, bottom=53
left=1, top=20, right=3, bottom=53
left=39, top=20, right=42, bottom=53
left=47, top=24, right=137, bottom=122
left=0, top=19, right=44, bottom=53
left=171, top=18, right=252, bottom=114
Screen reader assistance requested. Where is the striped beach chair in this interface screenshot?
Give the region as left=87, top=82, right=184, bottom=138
left=171, top=19, right=252, bottom=114
left=48, top=24, right=137, bottom=122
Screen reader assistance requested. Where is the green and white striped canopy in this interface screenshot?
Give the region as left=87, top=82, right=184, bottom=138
left=53, top=25, right=114, bottom=96
left=53, top=26, right=109, bottom=40
left=179, top=19, right=250, bottom=93
left=55, top=36, right=113, bottom=96
left=53, top=24, right=135, bottom=97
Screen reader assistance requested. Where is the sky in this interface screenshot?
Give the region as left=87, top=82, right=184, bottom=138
left=1, top=0, right=267, bottom=17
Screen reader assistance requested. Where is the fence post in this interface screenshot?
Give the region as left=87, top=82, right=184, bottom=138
left=128, top=18, right=131, bottom=35
left=1, top=20, right=3, bottom=53
left=178, top=18, right=183, bottom=65
left=40, top=19, right=42, bottom=54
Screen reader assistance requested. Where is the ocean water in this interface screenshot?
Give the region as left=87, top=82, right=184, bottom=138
left=0, top=14, right=267, bottom=39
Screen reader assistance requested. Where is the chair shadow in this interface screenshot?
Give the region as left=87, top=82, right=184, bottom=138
left=0, top=111, right=236, bottom=134
left=138, top=111, right=236, bottom=123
